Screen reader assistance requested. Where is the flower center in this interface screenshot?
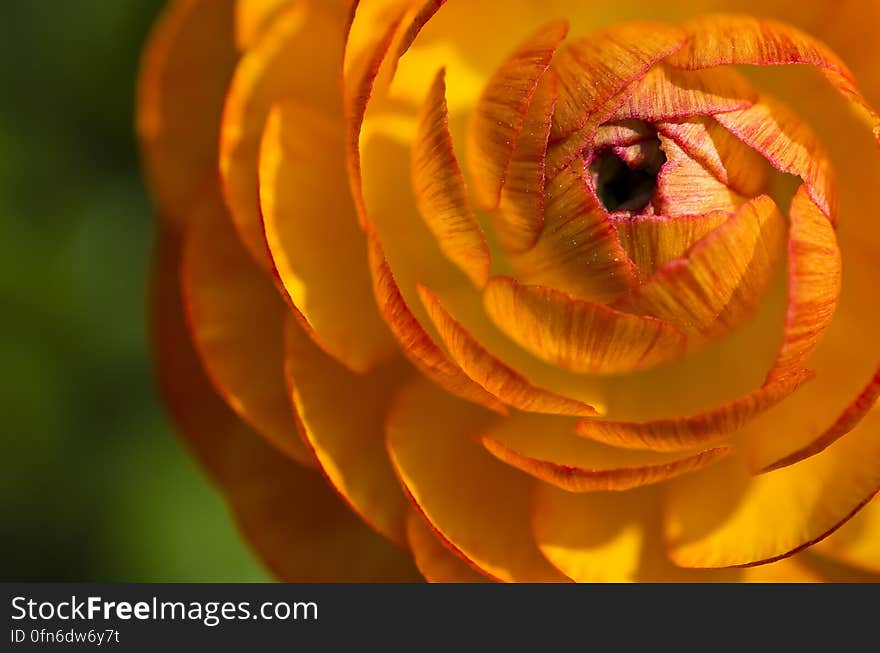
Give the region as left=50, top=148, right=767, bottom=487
left=589, top=135, right=666, bottom=213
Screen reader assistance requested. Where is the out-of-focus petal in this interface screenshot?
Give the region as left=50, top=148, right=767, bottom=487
left=665, top=14, right=880, bottom=143
left=663, top=415, right=880, bottom=568
left=612, top=211, right=730, bottom=277
left=386, top=378, right=569, bottom=582
left=152, top=227, right=419, bottom=582
left=815, top=496, right=880, bottom=575
left=260, top=101, right=396, bottom=374
left=551, top=22, right=686, bottom=139
left=417, top=285, right=599, bottom=416
left=513, top=159, right=640, bottom=303
left=235, top=0, right=292, bottom=49
left=467, top=20, right=569, bottom=211
left=220, top=2, right=343, bottom=269
left=406, top=511, right=489, bottom=583
left=284, top=315, right=412, bottom=547
left=483, top=276, right=685, bottom=375
left=714, top=96, right=838, bottom=220
left=136, top=0, right=238, bottom=224
left=495, top=70, right=558, bottom=253
left=617, top=195, right=786, bottom=342
left=413, top=68, right=491, bottom=287
left=656, top=117, right=770, bottom=197
left=181, top=191, right=313, bottom=467
left=481, top=413, right=732, bottom=492
left=367, top=233, right=507, bottom=413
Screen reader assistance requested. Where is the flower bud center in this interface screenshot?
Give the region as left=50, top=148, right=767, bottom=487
left=589, top=134, right=666, bottom=214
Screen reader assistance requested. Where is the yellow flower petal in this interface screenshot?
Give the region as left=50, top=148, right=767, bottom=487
left=406, top=511, right=489, bottom=583
left=386, top=378, right=568, bottom=582
left=284, top=315, right=412, bottom=547
left=136, top=0, right=237, bottom=225
left=467, top=19, right=569, bottom=211
left=481, top=413, right=731, bottom=493
left=412, top=68, right=491, bottom=287
left=260, top=101, right=397, bottom=374
left=417, top=285, right=599, bottom=416
left=152, top=226, right=419, bottom=582
left=180, top=190, right=313, bottom=467
left=220, top=2, right=343, bottom=269
left=483, top=276, right=686, bottom=375
left=816, top=496, right=880, bottom=575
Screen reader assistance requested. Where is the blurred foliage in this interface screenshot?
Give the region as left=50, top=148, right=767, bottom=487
left=0, top=1, right=267, bottom=581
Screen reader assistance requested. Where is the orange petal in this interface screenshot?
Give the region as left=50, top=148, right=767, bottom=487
left=366, top=232, right=507, bottom=414
left=405, top=511, right=489, bottom=583
left=533, top=485, right=741, bottom=582
left=574, top=371, right=812, bottom=452
left=759, top=367, right=880, bottom=473
left=152, top=225, right=419, bottom=582
left=617, top=195, right=786, bottom=342
left=611, top=211, right=730, bottom=277
left=665, top=14, right=880, bottom=144
left=260, top=101, right=396, bottom=374
left=220, top=2, right=343, bottom=269
left=654, top=137, right=747, bottom=216
left=181, top=190, right=313, bottom=467
left=664, top=423, right=880, bottom=569
left=815, top=496, right=880, bottom=575
left=136, top=0, right=238, bottom=225
left=417, top=285, right=599, bottom=417
left=656, top=116, right=771, bottom=198
left=607, top=65, right=757, bottom=122
left=551, top=22, right=686, bottom=140
left=467, top=20, right=569, bottom=211
left=594, top=120, right=655, bottom=149
left=235, top=0, right=292, bottom=50
left=766, top=185, right=842, bottom=384
left=343, top=3, right=407, bottom=227
left=512, top=159, right=640, bottom=303
left=412, top=68, right=491, bottom=287
left=494, top=69, right=558, bottom=253
left=482, top=413, right=732, bottom=493
left=284, top=314, right=412, bottom=547
left=714, top=95, right=838, bottom=221
left=483, top=276, right=686, bottom=375
left=386, top=378, right=569, bottom=582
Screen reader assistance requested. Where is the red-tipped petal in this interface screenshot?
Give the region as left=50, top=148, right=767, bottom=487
left=413, top=68, right=491, bottom=287
left=467, top=20, right=569, bottom=211
left=405, top=511, right=489, bottom=583
left=483, top=276, right=686, bottom=375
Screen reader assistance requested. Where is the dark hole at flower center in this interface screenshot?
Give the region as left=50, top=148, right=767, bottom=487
left=589, top=135, right=667, bottom=213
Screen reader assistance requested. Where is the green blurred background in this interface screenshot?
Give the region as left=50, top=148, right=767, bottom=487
left=0, top=1, right=268, bottom=581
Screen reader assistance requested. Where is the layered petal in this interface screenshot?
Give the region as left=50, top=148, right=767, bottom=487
left=220, top=2, right=343, bottom=268
left=665, top=14, right=880, bottom=144
left=284, top=315, right=413, bottom=547
left=617, top=195, right=786, bottom=342
left=260, top=101, right=396, bottom=373
left=406, top=511, right=488, bottom=583
left=152, top=226, right=418, bottom=581
left=386, top=378, right=568, bottom=582
left=815, top=496, right=880, bottom=575
left=413, top=68, right=490, bottom=287
left=481, top=413, right=732, bottom=493
left=483, top=276, right=686, bottom=375
left=551, top=22, right=686, bottom=139
left=417, top=285, right=599, bottom=416
left=181, top=190, right=313, bottom=466
left=467, top=20, right=569, bottom=210
left=513, top=159, right=640, bottom=302
left=136, top=0, right=238, bottom=224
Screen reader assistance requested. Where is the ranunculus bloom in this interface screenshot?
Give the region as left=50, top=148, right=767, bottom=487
left=138, top=0, right=880, bottom=581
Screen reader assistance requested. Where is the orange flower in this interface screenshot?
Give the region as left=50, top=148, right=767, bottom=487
left=138, top=0, right=880, bottom=582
